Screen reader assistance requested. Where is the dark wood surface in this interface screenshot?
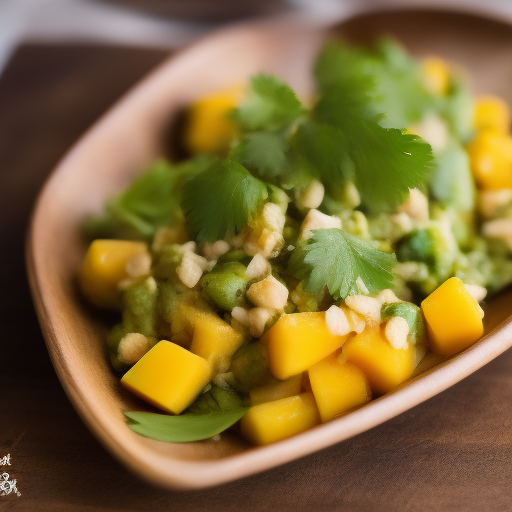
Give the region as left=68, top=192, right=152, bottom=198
left=1, top=43, right=512, bottom=512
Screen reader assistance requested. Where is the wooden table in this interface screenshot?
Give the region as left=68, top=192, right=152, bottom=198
left=1, top=43, right=511, bottom=512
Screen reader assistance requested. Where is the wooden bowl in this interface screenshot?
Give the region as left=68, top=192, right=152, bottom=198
left=27, top=8, right=512, bottom=489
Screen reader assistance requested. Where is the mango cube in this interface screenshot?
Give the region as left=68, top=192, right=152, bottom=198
left=189, top=313, right=245, bottom=374
left=80, top=239, right=148, bottom=309
left=184, top=85, right=244, bottom=156
left=240, top=393, right=320, bottom=445
left=474, top=95, right=510, bottom=134
left=466, top=131, right=512, bottom=189
left=121, top=340, right=211, bottom=414
left=308, top=352, right=371, bottom=422
left=262, top=312, right=349, bottom=380
left=249, top=374, right=303, bottom=406
left=422, top=57, right=450, bottom=96
left=421, top=277, right=484, bottom=356
left=343, top=326, right=416, bottom=395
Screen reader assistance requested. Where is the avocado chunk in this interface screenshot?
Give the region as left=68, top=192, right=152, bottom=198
left=122, top=278, right=158, bottom=337
left=186, top=384, right=243, bottom=414
left=200, top=262, right=249, bottom=311
left=230, top=341, right=272, bottom=392
left=396, top=226, right=455, bottom=280
left=381, top=301, right=426, bottom=344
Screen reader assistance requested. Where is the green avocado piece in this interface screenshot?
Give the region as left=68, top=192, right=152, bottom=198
left=381, top=301, right=426, bottom=344
left=230, top=341, right=272, bottom=392
left=396, top=226, right=454, bottom=280
left=200, top=262, right=249, bottom=311
left=122, top=278, right=158, bottom=337
left=186, top=384, right=243, bottom=414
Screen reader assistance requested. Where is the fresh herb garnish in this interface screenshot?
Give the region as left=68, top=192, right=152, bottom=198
left=230, top=131, right=289, bottom=179
left=83, top=157, right=213, bottom=241
left=181, top=159, right=268, bottom=244
left=232, top=74, right=305, bottom=132
left=288, top=228, right=397, bottom=299
left=125, top=408, right=249, bottom=443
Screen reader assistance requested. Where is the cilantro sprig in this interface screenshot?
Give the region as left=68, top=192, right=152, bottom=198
left=181, top=159, right=268, bottom=244
left=232, top=74, right=305, bottom=131
left=288, top=228, right=397, bottom=300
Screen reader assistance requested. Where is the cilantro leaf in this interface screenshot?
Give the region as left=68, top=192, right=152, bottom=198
left=313, top=84, right=434, bottom=211
left=346, top=122, right=435, bottom=211
left=368, top=38, right=435, bottom=129
left=230, top=131, right=289, bottom=179
left=181, top=159, right=268, bottom=244
left=233, top=74, right=305, bottom=131
left=291, top=121, right=354, bottom=187
left=288, top=228, right=396, bottom=299
left=83, top=158, right=213, bottom=241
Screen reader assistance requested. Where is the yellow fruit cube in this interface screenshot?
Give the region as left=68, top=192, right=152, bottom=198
left=121, top=340, right=211, bottom=414
left=184, top=85, right=244, bottom=156
left=422, top=57, right=450, bottom=96
left=474, top=96, right=510, bottom=134
left=421, top=277, right=484, bottom=356
left=249, top=374, right=303, bottom=406
left=80, top=239, right=148, bottom=309
left=466, top=131, right=512, bottom=189
left=189, top=313, right=245, bottom=374
left=262, top=312, right=349, bottom=380
left=343, top=326, right=416, bottom=395
left=308, top=352, right=371, bottom=422
left=240, top=393, right=320, bottom=445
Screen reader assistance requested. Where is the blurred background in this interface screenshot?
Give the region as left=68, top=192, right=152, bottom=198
left=2, top=0, right=512, bottom=76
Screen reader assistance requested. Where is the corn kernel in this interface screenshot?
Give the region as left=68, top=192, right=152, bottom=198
left=421, top=277, right=484, bottom=356
left=121, top=341, right=211, bottom=414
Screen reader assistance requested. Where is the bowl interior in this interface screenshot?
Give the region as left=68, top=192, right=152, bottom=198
left=28, top=9, right=512, bottom=489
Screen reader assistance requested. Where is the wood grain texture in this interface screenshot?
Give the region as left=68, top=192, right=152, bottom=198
left=3, top=11, right=512, bottom=511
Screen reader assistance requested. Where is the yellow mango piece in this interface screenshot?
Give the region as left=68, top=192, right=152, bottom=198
left=262, top=312, right=349, bottom=380
left=240, top=393, right=320, bottom=445
left=189, top=313, right=245, bottom=374
left=80, top=239, right=148, bottom=309
left=422, top=57, right=450, bottom=96
left=466, top=131, right=512, bottom=189
left=474, top=96, right=510, bottom=134
left=121, top=340, right=211, bottom=414
left=184, top=85, right=244, bottom=156
left=249, top=374, right=303, bottom=406
left=421, top=277, right=484, bottom=356
left=308, top=352, right=371, bottom=422
left=343, top=326, right=416, bottom=395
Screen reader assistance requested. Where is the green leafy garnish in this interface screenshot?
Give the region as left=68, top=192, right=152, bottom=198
left=83, top=157, right=213, bottom=241
left=125, top=408, right=249, bottom=443
left=181, top=159, right=268, bottom=244
left=231, top=131, right=289, bottom=179
left=232, top=74, right=305, bottom=131
left=291, top=122, right=354, bottom=187
left=288, top=228, right=396, bottom=299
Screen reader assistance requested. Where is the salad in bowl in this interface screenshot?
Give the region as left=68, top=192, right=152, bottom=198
left=78, top=38, right=512, bottom=446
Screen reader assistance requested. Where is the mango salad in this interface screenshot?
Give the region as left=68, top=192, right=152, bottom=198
left=81, top=39, right=512, bottom=445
